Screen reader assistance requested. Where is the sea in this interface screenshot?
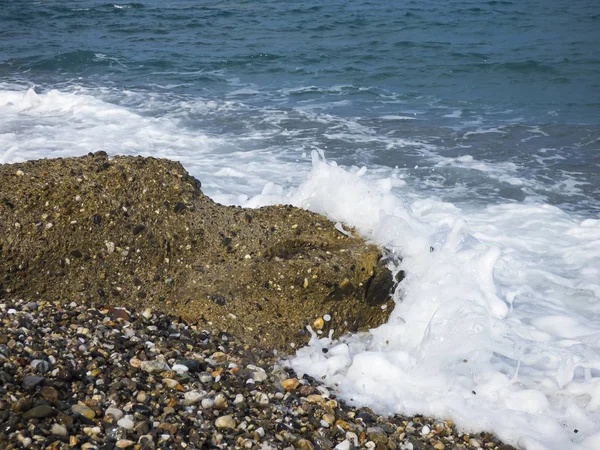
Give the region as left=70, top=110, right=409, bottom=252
left=1, top=1, right=599, bottom=448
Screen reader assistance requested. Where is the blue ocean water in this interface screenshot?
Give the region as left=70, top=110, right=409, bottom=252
left=2, top=2, right=600, bottom=448
left=1, top=0, right=599, bottom=214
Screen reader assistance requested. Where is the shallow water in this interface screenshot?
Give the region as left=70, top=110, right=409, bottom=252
left=1, top=1, right=599, bottom=448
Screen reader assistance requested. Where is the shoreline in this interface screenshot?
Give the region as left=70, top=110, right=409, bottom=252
left=0, top=299, right=515, bottom=450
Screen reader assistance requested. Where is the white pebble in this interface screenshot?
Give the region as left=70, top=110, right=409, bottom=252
left=51, top=423, right=68, bottom=436
left=335, top=440, right=351, bottom=450
left=257, top=393, right=269, bottom=406
left=201, top=397, right=214, bottom=409
left=252, top=368, right=268, bottom=382
left=183, top=390, right=205, bottom=405
left=215, top=415, right=235, bottom=429
left=105, top=407, right=123, bottom=421
left=421, top=425, right=430, bottom=435
left=316, top=385, right=330, bottom=398
left=172, top=364, right=189, bottom=375
left=323, top=314, right=331, bottom=321
left=117, top=417, right=134, bottom=430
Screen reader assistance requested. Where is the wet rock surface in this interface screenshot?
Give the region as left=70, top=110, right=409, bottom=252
left=0, top=300, right=515, bottom=450
left=0, top=153, right=396, bottom=352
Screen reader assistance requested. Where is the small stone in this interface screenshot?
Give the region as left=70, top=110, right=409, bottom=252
left=421, top=425, right=430, bottom=435
left=233, top=393, right=245, bottom=406
left=306, top=394, right=324, bottom=404
left=116, top=439, right=135, bottom=448
left=51, top=423, right=68, bottom=437
left=257, top=392, right=270, bottom=406
left=322, top=413, right=335, bottom=426
left=22, top=375, right=44, bottom=390
left=282, top=378, right=300, bottom=391
left=201, top=397, right=214, bottom=409
left=136, top=391, right=147, bottom=403
left=140, top=360, right=170, bottom=373
left=117, top=417, right=135, bottom=430
left=40, top=386, right=59, bottom=404
left=299, top=385, right=316, bottom=396
left=158, top=422, right=178, bottom=434
left=182, top=390, right=205, bottom=406
left=12, top=398, right=33, bottom=413
left=313, top=317, right=324, bottom=330
left=162, top=378, right=181, bottom=389
left=134, top=421, right=149, bottom=435
left=334, top=440, right=351, bottom=450
left=132, top=224, right=146, bottom=235
left=296, top=439, right=315, bottom=450
left=72, top=404, right=96, bottom=419
left=215, top=415, right=235, bottom=429
left=23, top=405, right=57, bottom=420
left=212, top=351, right=227, bottom=362
left=138, top=435, right=155, bottom=446
left=141, top=308, right=153, bottom=319
left=252, top=368, right=268, bottom=382
left=106, top=407, right=124, bottom=420
left=214, top=394, right=228, bottom=410
left=172, top=363, right=189, bottom=375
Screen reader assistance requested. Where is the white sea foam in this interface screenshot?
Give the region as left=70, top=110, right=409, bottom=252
left=1, top=86, right=599, bottom=449
left=285, top=156, right=600, bottom=450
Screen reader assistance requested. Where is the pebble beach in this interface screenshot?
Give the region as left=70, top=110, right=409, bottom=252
left=0, top=299, right=515, bottom=450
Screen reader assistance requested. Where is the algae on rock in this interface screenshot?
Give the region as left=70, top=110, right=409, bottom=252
left=0, top=153, right=396, bottom=351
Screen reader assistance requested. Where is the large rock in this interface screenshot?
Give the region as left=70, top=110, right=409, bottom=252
left=0, top=153, right=395, bottom=351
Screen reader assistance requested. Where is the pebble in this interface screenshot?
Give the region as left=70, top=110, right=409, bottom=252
left=182, top=390, right=205, bottom=405
left=214, top=394, right=228, bottom=410
left=22, top=405, right=57, bottom=420
left=117, top=417, right=135, bottom=430
left=51, top=423, right=68, bottom=437
left=22, top=375, right=44, bottom=389
left=257, top=392, right=270, bottom=406
left=106, top=407, right=124, bottom=420
left=116, top=439, right=135, bottom=448
left=201, top=397, right=215, bottom=409
left=172, top=363, right=189, bottom=374
left=251, top=366, right=268, bottom=382
left=140, top=360, right=170, bottom=373
left=72, top=404, right=96, bottom=419
left=282, top=377, right=300, bottom=391
left=215, top=415, right=236, bottom=429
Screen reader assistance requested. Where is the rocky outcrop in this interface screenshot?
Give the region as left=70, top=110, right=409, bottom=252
left=0, top=153, right=395, bottom=352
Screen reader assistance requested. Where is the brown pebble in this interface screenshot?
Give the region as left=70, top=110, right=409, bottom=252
left=39, top=386, right=59, bottom=404
left=281, top=378, right=300, bottom=391
left=295, top=438, right=315, bottom=450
